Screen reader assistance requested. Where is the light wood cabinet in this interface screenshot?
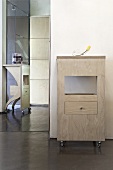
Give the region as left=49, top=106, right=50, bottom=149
left=3, top=64, right=30, bottom=112
left=57, top=56, right=105, bottom=146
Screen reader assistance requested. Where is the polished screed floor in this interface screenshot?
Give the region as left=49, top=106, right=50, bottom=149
left=0, top=106, right=49, bottom=132
left=0, top=107, right=113, bottom=170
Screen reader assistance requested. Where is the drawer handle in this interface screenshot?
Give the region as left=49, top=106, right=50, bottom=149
left=80, top=107, right=83, bottom=110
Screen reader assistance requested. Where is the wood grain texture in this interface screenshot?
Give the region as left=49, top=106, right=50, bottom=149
left=64, top=95, right=97, bottom=102
left=57, top=56, right=105, bottom=141
left=65, top=101, right=97, bottom=115
left=57, top=58, right=105, bottom=76
left=57, top=56, right=105, bottom=59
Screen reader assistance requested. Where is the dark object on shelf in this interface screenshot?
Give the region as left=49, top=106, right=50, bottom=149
left=12, top=53, right=23, bottom=64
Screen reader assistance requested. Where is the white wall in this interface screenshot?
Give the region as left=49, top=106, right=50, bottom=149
left=50, top=0, right=113, bottom=138
left=0, top=0, right=2, bottom=112
left=0, top=0, right=6, bottom=112
left=0, top=1, right=2, bottom=56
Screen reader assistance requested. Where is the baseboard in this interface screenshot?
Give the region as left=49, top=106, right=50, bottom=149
left=30, top=104, right=49, bottom=107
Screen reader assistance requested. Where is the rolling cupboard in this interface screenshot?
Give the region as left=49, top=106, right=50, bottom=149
left=57, top=56, right=105, bottom=147
left=3, top=64, right=30, bottom=114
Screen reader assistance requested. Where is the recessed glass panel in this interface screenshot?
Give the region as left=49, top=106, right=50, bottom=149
left=64, top=76, right=97, bottom=95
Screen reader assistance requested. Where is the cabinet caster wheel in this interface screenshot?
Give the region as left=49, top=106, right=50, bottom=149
left=60, top=141, right=64, bottom=147
left=22, top=111, right=24, bottom=116
left=93, top=141, right=101, bottom=148
left=28, top=108, right=31, bottom=114
left=97, top=141, right=101, bottom=148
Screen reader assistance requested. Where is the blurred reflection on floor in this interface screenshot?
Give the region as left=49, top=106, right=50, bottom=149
left=0, top=106, right=49, bottom=132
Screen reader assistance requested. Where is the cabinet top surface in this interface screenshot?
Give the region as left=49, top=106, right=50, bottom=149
left=3, top=64, right=21, bottom=67
left=57, top=56, right=105, bottom=59
left=3, top=64, right=29, bottom=67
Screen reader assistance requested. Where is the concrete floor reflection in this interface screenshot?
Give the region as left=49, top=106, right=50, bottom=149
left=0, top=106, right=49, bottom=132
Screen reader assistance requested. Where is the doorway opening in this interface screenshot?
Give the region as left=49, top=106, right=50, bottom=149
left=0, top=0, right=50, bottom=132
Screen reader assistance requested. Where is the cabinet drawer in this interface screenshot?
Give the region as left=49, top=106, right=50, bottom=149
left=65, top=101, right=97, bottom=115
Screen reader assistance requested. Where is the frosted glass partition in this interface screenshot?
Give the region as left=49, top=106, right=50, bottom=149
left=6, top=0, right=30, bottom=104
left=7, top=0, right=30, bottom=64
left=64, top=76, right=97, bottom=95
